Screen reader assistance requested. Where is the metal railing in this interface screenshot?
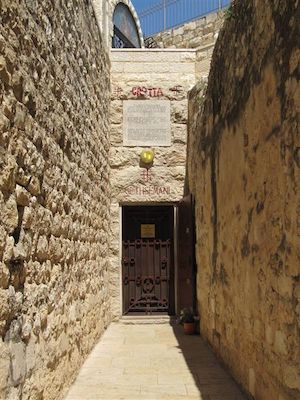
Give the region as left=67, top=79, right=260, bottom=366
left=138, top=0, right=231, bottom=37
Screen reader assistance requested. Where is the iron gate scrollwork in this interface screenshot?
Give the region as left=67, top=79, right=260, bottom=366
left=122, top=239, right=171, bottom=314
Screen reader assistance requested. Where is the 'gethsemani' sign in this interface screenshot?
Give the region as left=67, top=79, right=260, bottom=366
left=125, top=185, right=171, bottom=196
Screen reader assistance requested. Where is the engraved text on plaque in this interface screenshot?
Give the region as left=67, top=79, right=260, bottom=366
left=123, top=100, right=171, bottom=146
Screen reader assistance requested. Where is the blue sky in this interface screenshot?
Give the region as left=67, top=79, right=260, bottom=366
left=131, top=0, right=230, bottom=36
left=131, top=0, right=161, bottom=13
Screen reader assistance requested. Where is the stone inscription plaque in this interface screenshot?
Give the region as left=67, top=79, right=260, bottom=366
left=123, top=100, right=171, bottom=146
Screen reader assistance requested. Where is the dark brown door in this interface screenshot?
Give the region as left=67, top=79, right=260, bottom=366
left=177, top=194, right=196, bottom=312
left=122, top=206, right=174, bottom=315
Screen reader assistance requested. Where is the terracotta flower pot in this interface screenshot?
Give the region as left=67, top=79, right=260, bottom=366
left=183, top=322, right=195, bottom=335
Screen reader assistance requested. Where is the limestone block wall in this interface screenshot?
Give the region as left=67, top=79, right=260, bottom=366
left=187, top=1, right=300, bottom=399
left=195, top=43, right=216, bottom=80
left=0, top=1, right=111, bottom=399
left=153, top=11, right=223, bottom=49
left=110, top=49, right=196, bottom=316
left=153, top=12, right=224, bottom=79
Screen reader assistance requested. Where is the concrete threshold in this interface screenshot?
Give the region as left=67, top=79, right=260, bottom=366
left=111, top=48, right=196, bottom=53
left=120, top=315, right=175, bottom=324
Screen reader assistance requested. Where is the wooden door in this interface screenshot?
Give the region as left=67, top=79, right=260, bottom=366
left=177, top=194, right=196, bottom=312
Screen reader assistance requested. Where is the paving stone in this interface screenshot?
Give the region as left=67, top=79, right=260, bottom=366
left=64, top=322, right=248, bottom=400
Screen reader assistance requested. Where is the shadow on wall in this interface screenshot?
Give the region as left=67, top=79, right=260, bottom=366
left=171, top=322, right=250, bottom=400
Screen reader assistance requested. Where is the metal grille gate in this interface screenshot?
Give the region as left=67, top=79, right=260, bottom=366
left=122, top=239, right=171, bottom=314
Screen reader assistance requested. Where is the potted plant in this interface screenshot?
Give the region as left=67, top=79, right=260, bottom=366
left=180, top=308, right=196, bottom=335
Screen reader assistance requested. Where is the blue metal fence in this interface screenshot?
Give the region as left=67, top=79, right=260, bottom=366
left=138, top=0, right=231, bottom=37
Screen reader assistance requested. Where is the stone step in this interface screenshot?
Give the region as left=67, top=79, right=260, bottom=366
left=119, top=315, right=176, bottom=325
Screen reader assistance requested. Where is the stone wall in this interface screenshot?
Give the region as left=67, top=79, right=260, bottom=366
left=0, top=1, right=111, bottom=399
left=152, top=11, right=223, bottom=49
left=187, top=1, right=300, bottom=399
left=152, top=11, right=224, bottom=79
left=110, top=49, right=196, bottom=316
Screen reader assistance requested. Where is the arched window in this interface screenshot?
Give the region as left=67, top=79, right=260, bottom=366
left=112, top=3, right=141, bottom=48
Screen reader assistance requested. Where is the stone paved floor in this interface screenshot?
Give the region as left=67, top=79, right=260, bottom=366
left=65, top=321, right=248, bottom=400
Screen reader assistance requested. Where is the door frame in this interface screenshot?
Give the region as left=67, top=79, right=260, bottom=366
left=119, top=202, right=178, bottom=316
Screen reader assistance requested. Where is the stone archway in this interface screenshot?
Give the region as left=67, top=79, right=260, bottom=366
left=111, top=0, right=144, bottom=47
left=91, top=0, right=144, bottom=48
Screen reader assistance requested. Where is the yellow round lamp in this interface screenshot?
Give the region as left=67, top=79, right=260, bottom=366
left=140, top=149, right=154, bottom=166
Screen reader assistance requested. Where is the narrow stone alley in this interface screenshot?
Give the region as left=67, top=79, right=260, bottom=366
left=65, top=320, right=247, bottom=400
left=1, top=1, right=299, bottom=399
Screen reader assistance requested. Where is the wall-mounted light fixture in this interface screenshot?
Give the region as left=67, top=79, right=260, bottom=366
left=140, top=149, right=155, bottom=169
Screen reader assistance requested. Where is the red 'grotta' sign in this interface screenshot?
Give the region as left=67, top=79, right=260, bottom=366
left=132, top=87, right=163, bottom=97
